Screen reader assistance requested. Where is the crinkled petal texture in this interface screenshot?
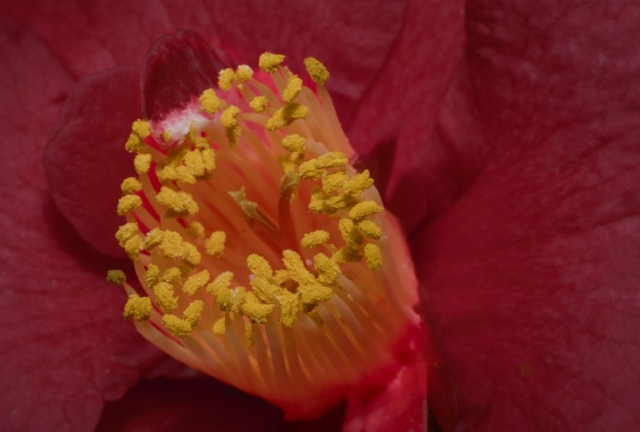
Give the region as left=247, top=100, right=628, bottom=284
left=0, top=20, right=164, bottom=431
left=410, top=0, right=640, bottom=430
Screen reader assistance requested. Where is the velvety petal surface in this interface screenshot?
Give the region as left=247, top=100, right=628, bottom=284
left=0, top=20, right=165, bottom=431
left=44, top=67, right=141, bottom=258
left=96, top=377, right=284, bottom=432
left=413, top=1, right=640, bottom=430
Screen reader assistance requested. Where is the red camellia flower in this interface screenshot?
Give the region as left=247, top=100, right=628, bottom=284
left=1, top=1, right=639, bottom=432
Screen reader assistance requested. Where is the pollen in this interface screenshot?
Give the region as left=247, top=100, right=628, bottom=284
left=107, top=270, right=126, bottom=285
left=112, top=52, right=420, bottom=422
left=117, top=195, right=142, bottom=215
left=123, top=294, right=152, bottom=321
left=259, top=52, right=285, bottom=72
left=205, top=231, right=226, bottom=257
left=199, top=88, right=220, bottom=114
left=218, top=68, right=235, bottom=91
left=304, top=57, right=330, bottom=85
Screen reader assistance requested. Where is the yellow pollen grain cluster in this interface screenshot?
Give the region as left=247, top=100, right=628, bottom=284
left=156, top=186, right=199, bottom=216
left=134, top=153, right=152, bottom=174
left=186, top=222, right=205, bottom=238
left=247, top=254, right=273, bottom=278
left=249, top=96, right=269, bottom=113
left=364, top=243, right=382, bottom=270
left=212, top=316, right=226, bottom=335
left=145, top=264, right=160, bottom=287
left=199, top=88, right=220, bottom=114
left=301, top=230, right=330, bottom=248
left=162, top=300, right=203, bottom=338
left=182, top=270, right=210, bottom=295
left=349, top=200, right=383, bottom=220
left=357, top=219, right=383, bottom=239
left=282, top=134, right=306, bottom=153
left=218, top=68, right=235, bottom=91
left=117, top=195, right=142, bottom=215
left=265, top=102, right=309, bottom=131
left=299, top=152, right=348, bottom=180
left=259, top=52, right=285, bottom=72
left=304, top=57, right=330, bottom=85
left=235, top=65, right=253, bottom=84
left=106, top=270, right=126, bottom=285
left=123, top=294, right=152, bottom=321
left=282, top=74, right=302, bottom=103
left=154, top=282, right=179, bottom=313
left=161, top=131, right=172, bottom=143
left=125, top=119, right=150, bottom=153
left=205, top=231, right=226, bottom=257
left=120, top=177, right=142, bottom=195
left=221, top=106, right=241, bottom=148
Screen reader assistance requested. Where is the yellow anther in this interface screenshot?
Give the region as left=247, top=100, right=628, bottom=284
left=333, top=245, right=363, bottom=264
left=156, top=186, right=199, bottom=216
left=157, top=231, right=187, bottom=259
left=309, top=187, right=329, bottom=212
left=276, top=290, right=302, bottom=327
left=120, top=177, right=142, bottom=195
left=304, top=57, right=330, bottom=85
left=213, top=317, right=226, bottom=335
left=273, top=270, right=290, bottom=285
left=207, top=272, right=235, bottom=311
left=249, top=96, right=269, bottom=113
left=116, top=222, right=139, bottom=246
left=322, top=171, right=348, bottom=194
left=250, top=276, right=279, bottom=304
left=301, top=230, right=330, bottom=248
left=265, top=102, right=309, bottom=130
left=299, top=283, right=333, bottom=310
left=205, top=231, right=226, bottom=257
left=144, top=228, right=164, bottom=250
left=184, top=150, right=206, bottom=177
left=313, top=253, right=340, bottom=284
left=199, top=88, right=220, bottom=114
left=107, top=269, right=126, bottom=285
left=245, top=324, right=254, bottom=345
left=325, top=193, right=358, bottom=211
left=186, top=222, right=205, bottom=238
left=194, top=136, right=211, bottom=150
left=235, top=65, right=253, bottom=84
left=134, top=153, right=152, bottom=174
left=183, top=242, right=202, bottom=266
left=349, top=200, right=384, bottom=220
left=132, top=119, right=151, bottom=139
left=247, top=254, right=273, bottom=278
left=240, top=292, right=274, bottom=323
left=182, top=270, right=210, bottom=295
left=344, top=170, right=374, bottom=196
left=123, top=294, right=152, bottom=321
left=162, top=315, right=192, bottom=339
left=183, top=300, right=204, bottom=326
left=221, top=105, right=241, bottom=148
left=282, top=250, right=315, bottom=285
left=161, top=131, right=172, bottom=143
left=299, top=152, right=348, bottom=179
left=281, top=134, right=306, bottom=153
left=162, top=267, right=182, bottom=285
left=156, top=165, right=177, bottom=183
left=125, top=133, right=145, bottom=153
left=357, top=220, right=383, bottom=240
left=259, top=52, right=285, bottom=72
left=153, top=282, right=179, bottom=313
left=200, top=149, right=216, bottom=173
left=339, top=218, right=363, bottom=246
left=218, top=68, right=235, bottom=91
left=175, top=166, right=196, bottom=184
left=145, top=264, right=160, bottom=287
left=117, top=195, right=142, bottom=215
left=364, top=243, right=382, bottom=270
left=124, top=235, right=144, bottom=260
left=282, top=74, right=303, bottom=103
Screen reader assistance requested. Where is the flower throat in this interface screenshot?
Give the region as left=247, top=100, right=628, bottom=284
left=107, top=53, right=420, bottom=419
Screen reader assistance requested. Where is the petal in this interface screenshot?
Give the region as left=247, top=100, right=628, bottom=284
left=414, top=1, right=640, bottom=430
left=44, top=66, right=141, bottom=259
left=0, top=20, right=165, bottom=431
left=141, top=29, right=232, bottom=122
left=96, top=377, right=284, bottom=432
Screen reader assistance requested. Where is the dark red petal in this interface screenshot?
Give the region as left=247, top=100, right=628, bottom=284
left=96, top=377, right=284, bottom=432
left=0, top=20, right=165, bottom=431
left=141, top=29, right=232, bottom=122
left=44, top=67, right=141, bottom=259
left=414, top=1, right=640, bottom=430
left=0, top=0, right=404, bottom=127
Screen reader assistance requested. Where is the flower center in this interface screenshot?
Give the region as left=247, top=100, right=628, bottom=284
left=107, top=53, right=420, bottom=419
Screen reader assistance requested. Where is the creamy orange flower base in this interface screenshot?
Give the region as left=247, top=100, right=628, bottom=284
left=107, top=53, right=420, bottom=420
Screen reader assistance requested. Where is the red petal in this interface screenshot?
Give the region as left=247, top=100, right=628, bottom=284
left=44, top=67, right=141, bottom=258
left=96, top=377, right=284, bottom=432
left=413, top=1, right=640, bottom=430
left=0, top=0, right=404, bottom=126
left=0, top=20, right=165, bottom=431
left=141, top=29, right=232, bottom=122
